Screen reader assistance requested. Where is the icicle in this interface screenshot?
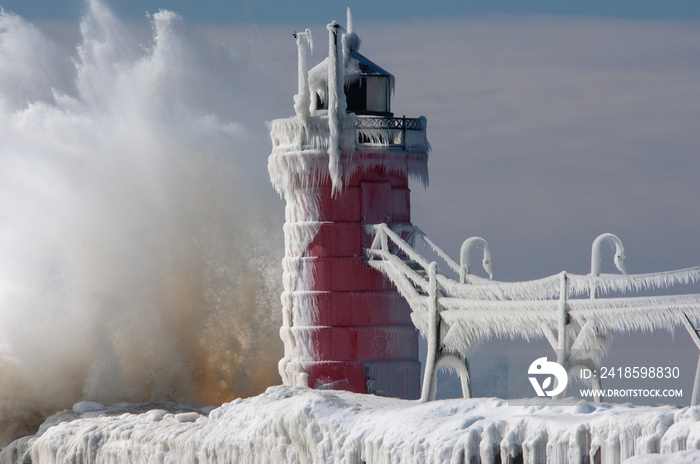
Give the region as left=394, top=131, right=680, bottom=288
left=326, top=21, right=345, bottom=194
left=569, top=267, right=700, bottom=297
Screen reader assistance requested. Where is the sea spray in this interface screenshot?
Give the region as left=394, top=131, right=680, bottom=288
left=0, top=1, right=283, bottom=445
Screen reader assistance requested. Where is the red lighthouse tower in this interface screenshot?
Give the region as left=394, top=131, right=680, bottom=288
left=268, top=13, right=429, bottom=399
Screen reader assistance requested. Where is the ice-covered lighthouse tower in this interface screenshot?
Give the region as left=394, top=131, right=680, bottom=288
left=268, top=11, right=429, bottom=399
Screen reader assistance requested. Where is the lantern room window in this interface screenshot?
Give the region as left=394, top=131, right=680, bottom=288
left=345, top=75, right=392, bottom=117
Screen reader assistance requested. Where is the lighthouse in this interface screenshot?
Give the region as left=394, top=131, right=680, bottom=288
left=268, top=12, right=429, bottom=399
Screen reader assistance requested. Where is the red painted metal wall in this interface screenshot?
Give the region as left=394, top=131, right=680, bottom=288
left=300, top=166, right=420, bottom=399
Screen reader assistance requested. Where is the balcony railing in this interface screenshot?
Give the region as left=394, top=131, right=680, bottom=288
left=269, top=114, right=428, bottom=153
left=355, top=116, right=427, bottom=150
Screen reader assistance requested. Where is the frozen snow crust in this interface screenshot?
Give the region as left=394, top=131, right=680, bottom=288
left=4, top=385, right=700, bottom=463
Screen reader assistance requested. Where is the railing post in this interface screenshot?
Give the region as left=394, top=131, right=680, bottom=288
left=557, top=272, right=568, bottom=353
left=692, top=355, right=700, bottom=406
left=459, top=240, right=468, bottom=284
left=556, top=271, right=569, bottom=398
left=402, top=115, right=406, bottom=148
left=421, top=262, right=440, bottom=402
left=379, top=223, right=389, bottom=252
left=681, top=314, right=700, bottom=406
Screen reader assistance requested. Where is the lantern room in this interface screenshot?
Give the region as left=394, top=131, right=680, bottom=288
left=344, top=48, right=394, bottom=117
left=308, top=31, right=394, bottom=117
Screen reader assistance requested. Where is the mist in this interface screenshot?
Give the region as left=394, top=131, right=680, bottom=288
left=0, top=0, right=284, bottom=444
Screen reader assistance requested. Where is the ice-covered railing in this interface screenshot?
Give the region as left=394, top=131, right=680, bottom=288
left=355, top=115, right=428, bottom=151
left=268, top=113, right=430, bottom=195
left=365, top=223, right=497, bottom=401
left=269, top=114, right=356, bottom=153
left=268, top=114, right=428, bottom=153
left=365, top=223, right=700, bottom=404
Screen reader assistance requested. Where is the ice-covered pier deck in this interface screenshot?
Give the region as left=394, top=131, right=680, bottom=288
left=5, top=386, right=700, bottom=464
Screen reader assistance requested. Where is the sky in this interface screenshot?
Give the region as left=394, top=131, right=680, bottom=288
left=3, top=2, right=696, bottom=267
left=2, top=0, right=700, bottom=399
left=1, top=0, right=686, bottom=278
left=3, top=0, right=700, bottom=23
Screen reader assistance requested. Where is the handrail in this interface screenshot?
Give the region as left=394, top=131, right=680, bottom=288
left=355, top=116, right=426, bottom=131
left=355, top=116, right=428, bottom=150
left=367, top=224, right=432, bottom=273
left=371, top=223, right=463, bottom=277
left=364, top=222, right=700, bottom=403
left=270, top=113, right=429, bottom=153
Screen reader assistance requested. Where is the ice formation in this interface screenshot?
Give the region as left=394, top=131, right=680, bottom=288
left=4, top=386, right=700, bottom=463
left=366, top=224, right=700, bottom=401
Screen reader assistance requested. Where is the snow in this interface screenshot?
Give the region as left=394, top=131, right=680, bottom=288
left=626, top=451, right=700, bottom=463
left=4, top=386, right=700, bottom=463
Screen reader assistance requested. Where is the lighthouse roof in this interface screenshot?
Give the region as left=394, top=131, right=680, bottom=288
left=307, top=46, right=393, bottom=81
left=346, top=49, right=393, bottom=79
